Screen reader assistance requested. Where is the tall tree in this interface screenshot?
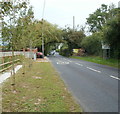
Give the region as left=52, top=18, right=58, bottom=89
left=102, top=8, right=120, bottom=58
left=86, top=4, right=116, bottom=33
left=62, top=27, right=85, bottom=50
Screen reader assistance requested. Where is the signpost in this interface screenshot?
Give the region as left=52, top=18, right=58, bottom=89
left=101, top=41, right=110, bottom=59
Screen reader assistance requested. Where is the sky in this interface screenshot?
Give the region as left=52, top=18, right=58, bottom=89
left=30, top=0, right=120, bottom=29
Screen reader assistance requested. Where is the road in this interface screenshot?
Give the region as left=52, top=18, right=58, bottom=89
left=49, top=54, right=119, bottom=112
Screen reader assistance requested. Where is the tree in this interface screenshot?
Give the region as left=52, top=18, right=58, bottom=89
left=0, top=0, right=31, bottom=88
left=1, top=0, right=30, bottom=50
left=81, top=32, right=102, bottom=55
left=85, top=3, right=119, bottom=59
left=102, top=8, right=120, bottom=58
left=61, top=27, right=85, bottom=56
left=32, top=20, right=63, bottom=55
left=86, top=4, right=115, bottom=33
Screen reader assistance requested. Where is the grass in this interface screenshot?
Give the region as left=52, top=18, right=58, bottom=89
left=2, top=58, right=82, bottom=112
left=70, top=56, right=119, bottom=68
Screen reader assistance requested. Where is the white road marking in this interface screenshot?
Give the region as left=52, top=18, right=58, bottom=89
left=67, top=60, right=72, bottom=62
left=62, top=58, right=72, bottom=62
left=65, top=62, right=69, bottom=64
left=57, top=61, right=69, bottom=65
left=110, top=75, right=120, bottom=80
left=75, top=63, right=83, bottom=66
left=57, top=61, right=63, bottom=64
left=87, top=67, right=101, bottom=73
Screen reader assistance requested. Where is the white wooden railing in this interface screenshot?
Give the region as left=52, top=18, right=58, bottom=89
left=0, top=51, right=34, bottom=58
left=0, top=59, right=20, bottom=73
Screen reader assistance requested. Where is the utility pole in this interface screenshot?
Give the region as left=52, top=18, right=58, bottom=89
left=42, top=19, right=44, bottom=56
left=73, top=16, right=75, bottom=31
left=118, top=1, right=120, bottom=8
left=41, top=0, right=46, bottom=56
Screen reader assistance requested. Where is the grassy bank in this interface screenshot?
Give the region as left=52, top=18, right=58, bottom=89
left=70, top=56, right=119, bottom=68
left=2, top=59, right=81, bottom=112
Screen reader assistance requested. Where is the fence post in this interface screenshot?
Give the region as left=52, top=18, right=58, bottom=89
left=2, top=57, right=4, bottom=69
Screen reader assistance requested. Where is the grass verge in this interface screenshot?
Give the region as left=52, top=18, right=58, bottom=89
left=70, top=56, right=119, bottom=68
left=2, top=59, right=82, bottom=112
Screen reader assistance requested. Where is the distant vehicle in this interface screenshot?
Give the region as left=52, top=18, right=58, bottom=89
left=50, top=50, right=56, bottom=55
left=36, top=52, right=44, bottom=58
left=47, top=54, right=49, bottom=57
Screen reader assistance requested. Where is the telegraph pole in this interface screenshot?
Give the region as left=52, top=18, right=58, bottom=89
left=73, top=16, right=75, bottom=31
left=41, top=0, right=46, bottom=56
left=41, top=19, right=44, bottom=55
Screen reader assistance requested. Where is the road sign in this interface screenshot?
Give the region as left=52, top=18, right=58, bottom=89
left=101, top=42, right=110, bottom=49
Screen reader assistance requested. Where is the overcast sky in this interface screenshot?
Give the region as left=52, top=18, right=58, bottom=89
left=30, top=0, right=119, bottom=28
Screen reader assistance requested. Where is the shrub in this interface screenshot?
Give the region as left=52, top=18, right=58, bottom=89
left=81, top=33, right=102, bottom=56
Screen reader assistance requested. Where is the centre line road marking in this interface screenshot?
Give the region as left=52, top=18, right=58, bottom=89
left=57, top=61, right=69, bottom=65
left=87, top=67, right=101, bottom=73
left=67, top=60, right=72, bottom=62
left=110, top=75, right=120, bottom=80
left=75, top=63, right=83, bottom=66
left=63, top=58, right=72, bottom=62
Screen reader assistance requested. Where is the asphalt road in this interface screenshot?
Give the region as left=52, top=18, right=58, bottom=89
left=49, top=54, right=119, bottom=112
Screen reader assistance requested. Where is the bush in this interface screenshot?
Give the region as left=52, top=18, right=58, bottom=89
left=56, top=49, right=60, bottom=52
left=81, top=33, right=102, bottom=56
left=59, top=48, right=72, bottom=57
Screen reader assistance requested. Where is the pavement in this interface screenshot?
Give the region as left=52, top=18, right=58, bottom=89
left=0, top=65, right=22, bottom=84
left=49, top=54, right=119, bottom=112
left=36, top=57, right=50, bottom=62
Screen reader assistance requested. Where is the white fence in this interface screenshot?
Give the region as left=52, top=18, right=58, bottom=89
left=0, top=51, right=34, bottom=58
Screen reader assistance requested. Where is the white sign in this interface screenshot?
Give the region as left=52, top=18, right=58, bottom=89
left=101, top=42, right=110, bottom=49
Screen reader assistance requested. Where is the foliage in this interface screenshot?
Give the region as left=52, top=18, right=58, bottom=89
left=59, top=45, right=72, bottom=57
left=81, top=32, right=102, bottom=55
left=86, top=4, right=119, bottom=59
left=60, top=27, right=85, bottom=56
left=102, top=8, right=120, bottom=58
left=1, top=0, right=31, bottom=50
left=1, top=2, right=119, bottom=60
left=32, top=20, right=63, bottom=55
left=1, top=1, right=63, bottom=55
left=86, top=4, right=115, bottom=33
left=63, top=28, right=85, bottom=49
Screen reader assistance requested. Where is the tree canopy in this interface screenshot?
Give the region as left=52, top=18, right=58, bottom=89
left=1, top=1, right=63, bottom=55
left=1, top=2, right=119, bottom=59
